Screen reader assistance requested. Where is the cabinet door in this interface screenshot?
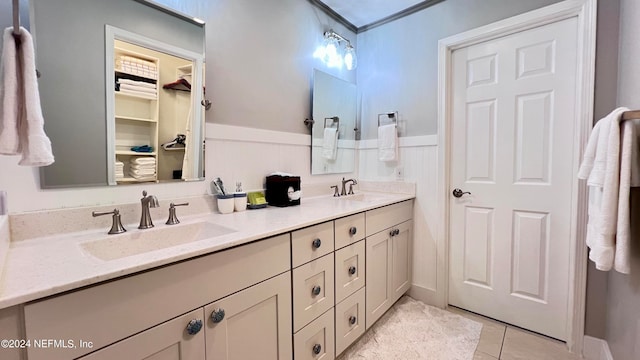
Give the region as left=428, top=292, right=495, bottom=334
left=365, top=229, right=393, bottom=330
left=391, top=220, right=412, bottom=302
left=205, top=272, right=292, bottom=360
left=293, top=308, right=335, bottom=360
left=79, top=308, right=205, bottom=360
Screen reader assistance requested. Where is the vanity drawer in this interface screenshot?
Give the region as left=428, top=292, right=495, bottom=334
left=334, top=240, right=365, bottom=303
left=335, top=287, right=366, bottom=356
left=24, top=234, right=290, bottom=360
left=293, top=253, right=335, bottom=332
left=293, top=308, right=335, bottom=360
left=292, top=221, right=334, bottom=268
left=365, top=200, right=413, bottom=236
left=335, top=213, right=365, bottom=249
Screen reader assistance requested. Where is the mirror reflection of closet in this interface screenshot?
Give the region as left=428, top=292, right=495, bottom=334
left=106, top=26, right=205, bottom=185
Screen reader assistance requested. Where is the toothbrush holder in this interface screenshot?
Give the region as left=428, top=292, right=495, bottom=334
left=216, top=194, right=235, bottom=214
left=234, top=192, right=247, bottom=212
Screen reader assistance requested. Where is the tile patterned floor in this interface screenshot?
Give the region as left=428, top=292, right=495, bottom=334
left=446, top=307, right=583, bottom=360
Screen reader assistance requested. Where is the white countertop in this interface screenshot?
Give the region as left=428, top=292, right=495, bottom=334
left=0, top=192, right=414, bottom=309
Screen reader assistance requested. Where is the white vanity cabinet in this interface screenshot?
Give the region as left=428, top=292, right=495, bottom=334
left=23, top=234, right=291, bottom=360
left=365, top=200, right=413, bottom=330
left=204, top=272, right=292, bottom=360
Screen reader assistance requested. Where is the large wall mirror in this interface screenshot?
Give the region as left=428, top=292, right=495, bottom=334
left=311, top=70, right=357, bottom=175
left=33, top=0, right=205, bottom=188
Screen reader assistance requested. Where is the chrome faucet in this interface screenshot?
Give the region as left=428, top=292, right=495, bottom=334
left=341, top=177, right=358, bottom=196
left=139, top=190, right=159, bottom=229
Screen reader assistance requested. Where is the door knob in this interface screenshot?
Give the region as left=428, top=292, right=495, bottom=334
left=312, top=285, right=322, bottom=296
left=312, top=238, right=321, bottom=249
left=349, top=226, right=357, bottom=236
left=452, top=188, right=471, bottom=198
left=348, top=266, right=357, bottom=275
left=349, top=316, right=357, bottom=325
left=312, top=344, right=322, bottom=355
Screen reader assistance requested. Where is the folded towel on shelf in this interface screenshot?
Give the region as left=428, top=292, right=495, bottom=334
left=130, top=145, right=154, bottom=153
left=118, top=88, right=157, bottom=99
left=378, top=124, right=398, bottom=162
left=130, top=163, right=155, bottom=171
left=119, top=84, right=157, bottom=95
left=118, top=78, right=156, bottom=89
left=321, top=128, right=338, bottom=160
left=129, top=172, right=156, bottom=181
left=131, top=157, right=156, bottom=165
left=130, top=167, right=155, bottom=176
left=0, top=27, right=55, bottom=166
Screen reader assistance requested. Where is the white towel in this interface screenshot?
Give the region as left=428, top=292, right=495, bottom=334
left=118, top=88, right=157, bottom=99
left=131, top=157, right=156, bottom=165
left=129, top=168, right=155, bottom=176
left=378, top=124, right=397, bottom=161
left=119, top=83, right=157, bottom=95
left=578, top=107, right=630, bottom=272
left=118, top=78, right=156, bottom=89
left=0, top=28, right=19, bottom=154
left=321, top=127, right=338, bottom=160
left=0, top=27, right=54, bottom=166
left=130, top=163, right=155, bottom=171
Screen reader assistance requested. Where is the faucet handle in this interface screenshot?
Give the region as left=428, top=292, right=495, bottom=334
left=166, top=202, right=189, bottom=225
left=92, top=209, right=126, bottom=235
left=330, top=185, right=340, bottom=197
left=348, top=183, right=356, bottom=195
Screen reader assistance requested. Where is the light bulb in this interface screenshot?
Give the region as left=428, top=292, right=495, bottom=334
left=344, top=45, right=357, bottom=71
left=324, top=36, right=339, bottom=64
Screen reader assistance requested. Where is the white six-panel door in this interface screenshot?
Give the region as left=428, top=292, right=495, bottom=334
left=448, top=17, right=578, bottom=340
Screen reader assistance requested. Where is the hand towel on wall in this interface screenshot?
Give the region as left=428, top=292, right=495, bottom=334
left=0, top=27, right=54, bottom=166
left=578, top=107, right=631, bottom=273
left=378, top=124, right=397, bottom=161
left=322, top=127, right=338, bottom=160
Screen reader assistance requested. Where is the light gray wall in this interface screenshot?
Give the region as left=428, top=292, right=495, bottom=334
left=355, top=0, right=562, bottom=140
left=204, top=0, right=356, bottom=134
left=603, top=0, right=640, bottom=357
left=31, top=0, right=204, bottom=188
left=583, top=0, right=621, bottom=340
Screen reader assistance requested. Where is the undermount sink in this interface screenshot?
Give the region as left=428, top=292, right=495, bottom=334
left=81, top=221, right=236, bottom=261
left=337, top=193, right=385, bottom=202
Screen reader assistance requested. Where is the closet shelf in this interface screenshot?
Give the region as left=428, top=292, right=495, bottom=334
left=116, top=177, right=158, bottom=183
left=163, top=147, right=185, bottom=151
left=115, top=69, right=157, bottom=82
left=115, top=115, right=157, bottom=123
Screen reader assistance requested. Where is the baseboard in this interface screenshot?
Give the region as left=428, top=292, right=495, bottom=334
left=583, top=336, right=613, bottom=360
left=407, top=284, right=440, bottom=307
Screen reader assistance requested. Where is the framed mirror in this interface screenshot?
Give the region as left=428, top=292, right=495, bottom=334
left=311, top=69, right=357, bottom=175
left=33, top=0, right=206, bottom=188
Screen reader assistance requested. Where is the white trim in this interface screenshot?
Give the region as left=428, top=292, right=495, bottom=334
left=206, top=123, right=310, bottom=146
left=436, top=0, right=595, bottom=353
left=359, top=135, right=438, bottom=149
left=206, top=124, right=439, bottom=149
left=583, top=336, right=614, bottom=360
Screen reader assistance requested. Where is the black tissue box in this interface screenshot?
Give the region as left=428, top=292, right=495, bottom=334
left=265, top=175, right=301, bottom=207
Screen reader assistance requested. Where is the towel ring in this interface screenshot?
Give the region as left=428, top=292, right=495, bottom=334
left=324, top=116, right=339, bottom=129
left=378, top=111, right=398, bottom=127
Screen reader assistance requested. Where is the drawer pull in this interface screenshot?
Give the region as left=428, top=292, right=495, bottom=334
left=312, top=285, right=322, bottom=296
left=349, top=316, right=357, bottom=325
left=348, top=266, right=357, bottom=275
left=312, top=238, right=322, bottom=249
left=313, top=344, right=322, bottom=355
left=349, top=226, right=357, bottom=236
left=211, top=308, right=226, bottom=323
left=186, top=319, right=203, bottom=335
left=390, top=228, right=400, bottom=236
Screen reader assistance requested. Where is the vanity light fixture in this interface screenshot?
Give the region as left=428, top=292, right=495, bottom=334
left=314, top=29, right=357, bottom=71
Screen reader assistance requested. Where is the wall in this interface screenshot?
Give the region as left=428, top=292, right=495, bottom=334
left=603, top=0, right=640, bottom=357
left=0, top=0, right=356, bottom=213
left=355, top=0, right=564, bottom=306
left=584, top=0, right=621, bottom=340
left=355, top=0, right=562, bottom=140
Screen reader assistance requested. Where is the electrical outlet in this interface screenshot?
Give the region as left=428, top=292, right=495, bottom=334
left=395, top=166, right=404, bottom=181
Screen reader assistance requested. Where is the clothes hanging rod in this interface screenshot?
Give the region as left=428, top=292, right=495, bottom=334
left=12, top=0, right=20, bottom=36
left=621, top=110, right=640, bottom=121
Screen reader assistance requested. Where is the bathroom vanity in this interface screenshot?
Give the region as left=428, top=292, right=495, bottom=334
left=0, top=191, right=413, bottom=360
